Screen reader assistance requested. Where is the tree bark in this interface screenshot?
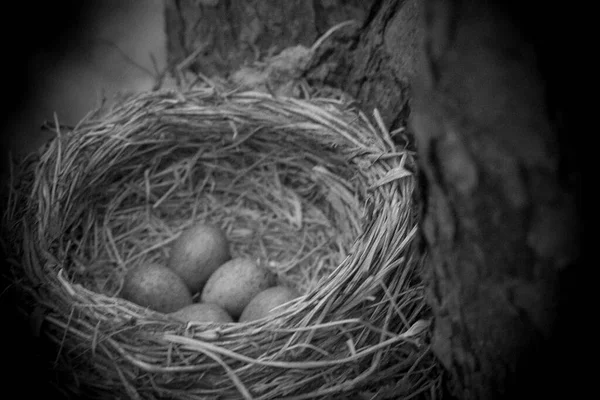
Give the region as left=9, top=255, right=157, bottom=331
left=164, top=1, right=581, bottom=398
left=306, top=0, right=423, bottom=133
left=164, top=0, right=374, bottom=78
left=411, top=1, right=581, bottom=398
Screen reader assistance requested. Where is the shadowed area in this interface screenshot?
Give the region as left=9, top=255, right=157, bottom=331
left=1, top=1, right=165, bottom=180
left=1, top=2, right=165, bottom=398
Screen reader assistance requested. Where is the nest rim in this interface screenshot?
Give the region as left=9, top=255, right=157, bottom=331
left=2, top=87, right=440, bottom=399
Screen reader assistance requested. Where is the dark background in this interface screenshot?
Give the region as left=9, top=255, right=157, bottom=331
left=1, top=1, right=164, bottom=181
left=2, top=5, right=88, bottom=398
left=2, top=2, right=163, bottom=398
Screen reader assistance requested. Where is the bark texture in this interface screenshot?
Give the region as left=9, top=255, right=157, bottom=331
left=307, top=0, right=423, bottom=131
left=411, top=1, right=580, bottom=398
left=165, top=0, right=373, bottom=78
left=165, top=0, right=420, bottom=133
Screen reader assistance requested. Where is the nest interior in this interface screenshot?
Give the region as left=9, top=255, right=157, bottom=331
left=3, top=88, right=440, bottom=399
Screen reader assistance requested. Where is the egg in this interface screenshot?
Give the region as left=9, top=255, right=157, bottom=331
left=120, top=263, right=193, bottom=313
left=168, top=303, right=233, bottom=323
left=201, top=257, right=276, bottom=318
left=167, top=223, right=231, bottom=294
left=239, top=286, right=300, bottom=322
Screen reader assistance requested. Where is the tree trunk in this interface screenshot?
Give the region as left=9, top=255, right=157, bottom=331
left=411, top=1, right=580, bottom=398
left=164, top=0, right=374, bottom=78
left=306, top=0, right=423, bottom=131
left=164, top=1, right=581, bottom=398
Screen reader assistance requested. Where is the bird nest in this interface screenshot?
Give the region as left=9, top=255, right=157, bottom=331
left=2, top=87, right=441, bottom=399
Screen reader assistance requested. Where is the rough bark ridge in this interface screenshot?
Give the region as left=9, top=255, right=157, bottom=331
left=307, top=0, right=422, bottom=132
left=410, top=1, right=580, bottom=398
left=165, top=0, right=372, bottom=78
